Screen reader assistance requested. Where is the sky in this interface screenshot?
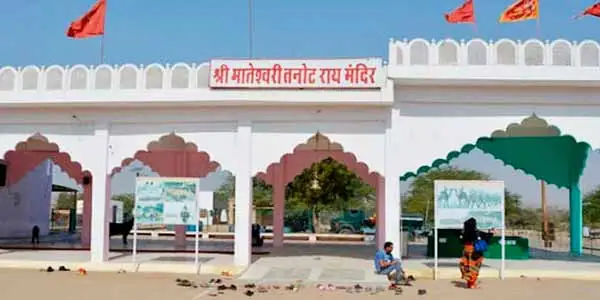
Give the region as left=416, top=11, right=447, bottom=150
left=1, top=0, right=600, bottom=66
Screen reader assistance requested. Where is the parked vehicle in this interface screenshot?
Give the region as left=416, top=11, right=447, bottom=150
left=330, top=210, right=424, bottom=235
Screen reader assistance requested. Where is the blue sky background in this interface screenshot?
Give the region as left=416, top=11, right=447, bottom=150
left=1, top=0, right=599, bottom=66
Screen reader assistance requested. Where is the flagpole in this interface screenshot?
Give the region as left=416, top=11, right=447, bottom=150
left=248, top=0, right=254, bottom=58
left=100, top=35, right=105, bottom=64
left=100, top=0, right=106, bottom=64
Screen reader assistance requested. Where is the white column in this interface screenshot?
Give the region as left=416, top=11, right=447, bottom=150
left=384, top=101, right=402, bottom=257
left=90, top=123, right=111, bottom=263
left=234, top=122, right=253, bottom=266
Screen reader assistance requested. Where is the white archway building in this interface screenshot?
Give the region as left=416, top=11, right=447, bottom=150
left=0, top=38, right=598, bottom=266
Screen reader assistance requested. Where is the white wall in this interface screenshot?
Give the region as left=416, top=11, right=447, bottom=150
left=0, top=160, right=52, bottom=237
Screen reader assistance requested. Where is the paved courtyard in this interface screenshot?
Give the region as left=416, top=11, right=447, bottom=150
left=1, top=268, right=600, bottom=300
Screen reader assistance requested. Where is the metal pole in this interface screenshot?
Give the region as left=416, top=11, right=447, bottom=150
left=248, top=0, right=254, bottom=58
left=541, top=180, right=548, bottom=247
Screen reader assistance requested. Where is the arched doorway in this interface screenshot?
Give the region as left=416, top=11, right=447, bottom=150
left=256, top=132, right=383, bottom=247
left=400, top=114, right=590, bottom=256
left=2, top=133, right=93, bottom=246
left=111, top=132, right=221, bottom=248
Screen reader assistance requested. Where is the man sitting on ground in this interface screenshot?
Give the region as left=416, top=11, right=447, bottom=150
left=374, top=241, right=405, bottom=286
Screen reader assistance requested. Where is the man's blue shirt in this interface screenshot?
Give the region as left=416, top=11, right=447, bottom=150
left=374, top=249, right=394, bottom=272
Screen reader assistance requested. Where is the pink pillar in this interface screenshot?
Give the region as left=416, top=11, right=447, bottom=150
left=175, top=225, right=186, bottom=248
left=272, top=172, right=285, bottom=247
left=375, top=176, right=386, bottom=247
left=81, top=176, right=92, bottom=248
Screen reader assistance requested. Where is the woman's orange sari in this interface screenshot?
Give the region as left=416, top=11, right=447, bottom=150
left=459, top=243, right=483, bottom=289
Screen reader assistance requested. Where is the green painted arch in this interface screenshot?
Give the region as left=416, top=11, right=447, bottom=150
left=399, top=135, right=591, bottom=190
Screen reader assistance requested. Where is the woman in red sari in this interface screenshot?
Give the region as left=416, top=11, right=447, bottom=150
left=459, top=218, right=493, bottom=289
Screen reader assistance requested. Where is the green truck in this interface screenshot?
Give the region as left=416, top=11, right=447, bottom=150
left=329, top=210, right=424, bottom=234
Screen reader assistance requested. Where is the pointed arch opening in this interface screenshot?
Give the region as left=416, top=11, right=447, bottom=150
left=1, top=133, right=93, bottom=248
left=400, top=114, right=590, bottom=256
left=111, top=132, right=235, bottom=252
left=255, top=132, right=385, bottom=248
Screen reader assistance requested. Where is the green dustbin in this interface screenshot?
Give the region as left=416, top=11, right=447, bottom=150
left=426, top=229, right=463, bottom=258
left=486, top=236, right=529, bottom=260
left=427, top=231, right=530, bottom=260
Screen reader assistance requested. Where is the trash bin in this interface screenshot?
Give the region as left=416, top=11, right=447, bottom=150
left=426, top=229, right=463, bottom=258
left=486, top=236, right=529, bottom=260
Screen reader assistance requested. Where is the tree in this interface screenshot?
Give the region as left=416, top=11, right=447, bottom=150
left=112, top=193, right=134, bottom=218
left=402, top=167, right=525, bottom=227
left=214, top=175, right=234, bottom=207
left=213, top=174, right=273, bottom=207
left=583, top=187, right=600, bottom=226
left=55, top=192, right=81, bottom=210
left=252, top=178, right=273, bottom=207
left=286, top=158, right=375, bottom=232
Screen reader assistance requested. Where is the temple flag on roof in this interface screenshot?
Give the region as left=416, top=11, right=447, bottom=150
left=499, top=0, right=539, bottom=23
left=575, top=2, right=600, bottom=19
left=66, top=0, right=106, bottom=39
left=445, top=0, right=475, bottom=24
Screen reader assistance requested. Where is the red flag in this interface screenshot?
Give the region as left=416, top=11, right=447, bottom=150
left=445, top=0, right=475, bottom=24
left=577, top=2, right=600, bottom=18
left=499, top=0, right=539, bottom=23
left=66, top=0, right=106, bottom=39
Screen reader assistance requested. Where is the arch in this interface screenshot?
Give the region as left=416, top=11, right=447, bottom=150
left=111, top=132, right=221, bottom=248
left=94, top=65, right=113, bottom=89
left=119, top=65, right=138, bottom=89
left=21, top=66, right=40, bottom=90
left=69, top=65, right=89, bottom=90
left=399, top=114, right=590, bottom=256
left=409, top=39, right=430, bottom=65
left=144, top=64, right=164, bottom=89
left=400, top=114, right=588, bottom=187
left=256, top=132, right=384, bottom=248
left=579, top=41, right=600, bottom=67
left=3, top=133, right=90, bottom=185
left=551, top=40, right=572, bottom=66
left=111, top=132, right=220, bottom=178
left=495, top=40, right=517, bottom=65
left=0, top=67, right=17, bottom=91
left=2, top=133, right=94, bottom=247
left=171, top=63, right=191, bottom=89
left=438, top=40, right=459, bottom=65
left=255, top=132, right=380, bottom=188
left=467, top=39, right=487, bottom=65
left=524, top=40, right=545, bottom=65
left=45, top=66, right=64, bottom=90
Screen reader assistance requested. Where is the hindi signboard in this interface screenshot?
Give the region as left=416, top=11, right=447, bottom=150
left=134, top=177, right=199, bottom=225
left=209, top=58, right=384, bottom=89
left=434, top=180, right=505, bottom=230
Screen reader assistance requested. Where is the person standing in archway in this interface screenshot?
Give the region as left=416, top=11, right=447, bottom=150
left=459, top=218, right=493, bottom=289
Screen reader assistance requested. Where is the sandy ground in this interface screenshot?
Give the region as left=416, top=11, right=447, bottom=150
left=1, top=268, right=599, bottom=300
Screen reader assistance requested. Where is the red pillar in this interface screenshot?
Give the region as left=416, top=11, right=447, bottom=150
left=272, top=170, right=285, bottom=247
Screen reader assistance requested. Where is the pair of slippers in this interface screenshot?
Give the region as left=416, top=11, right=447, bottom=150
left=43, top=266, right=70, bottom=272
left=175, top=278, right=197, bottom=288
left=217, top=284, right=237, bottom=291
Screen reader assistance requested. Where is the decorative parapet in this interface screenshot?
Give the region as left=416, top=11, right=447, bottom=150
left=389, top=38, right=600, bottom=67
left=0, top=62, right=211, bottom=92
